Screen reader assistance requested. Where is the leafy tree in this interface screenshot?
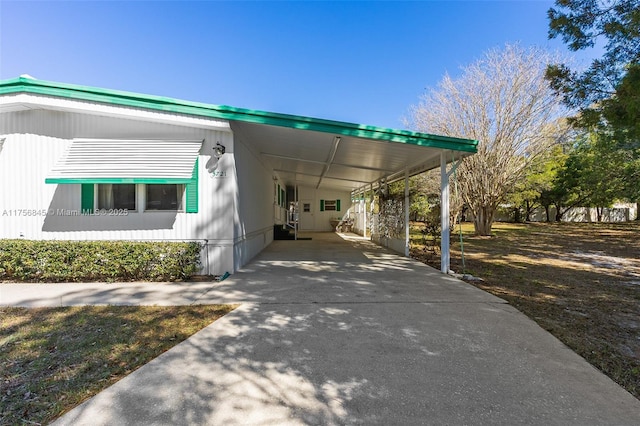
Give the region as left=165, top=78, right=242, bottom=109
left=387, top=173, right=442, bottom=222
left=508, top=144, right=568, bottom=222
left=508, top=177, right=540, bottom=222
left=408, top=44, right=567, bottom=235
left=407, top=174, right=440, bottom=222
left=550, top=132, right=627, bottom=221
left=600, top=65, right=640, bottom=203
left=547, top=0, right=640, bottom=206
left=546, top=0, right=640, bottom=113
left=601, top=64, right=640, bottom=145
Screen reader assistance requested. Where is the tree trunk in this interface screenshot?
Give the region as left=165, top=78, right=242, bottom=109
left=473, top=205, right=495, bottom=236
left=525, top=200, right=532, bottom=222
left=544, top=204, right=551, bottom=222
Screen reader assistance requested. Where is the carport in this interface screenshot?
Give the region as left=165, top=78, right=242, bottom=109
left=0, top=75, right=477, bottom=274
left=228, top=114, right=477, bottom=273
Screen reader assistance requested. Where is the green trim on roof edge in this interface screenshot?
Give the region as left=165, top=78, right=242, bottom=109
left=1, top=77, right=478, bottom=153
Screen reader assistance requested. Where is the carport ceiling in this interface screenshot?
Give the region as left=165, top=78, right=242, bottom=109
left=231, top=120, right=477, bottom=192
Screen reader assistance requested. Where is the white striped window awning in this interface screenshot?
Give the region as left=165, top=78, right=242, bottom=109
left=45, top=139, right=203, bottom=184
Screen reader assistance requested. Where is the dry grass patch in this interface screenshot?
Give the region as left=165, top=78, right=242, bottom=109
left=411, top=221, right=640, bottom=399
left=0, top=304, right=237, bottom=425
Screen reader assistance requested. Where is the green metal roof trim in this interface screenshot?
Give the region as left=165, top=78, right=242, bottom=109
left=0, top=76, right=478, bottom=153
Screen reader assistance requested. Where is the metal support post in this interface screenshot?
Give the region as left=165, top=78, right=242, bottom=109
left=441, top=152, right=450, bottom=273
left=405, top=169, right=410, bottom=257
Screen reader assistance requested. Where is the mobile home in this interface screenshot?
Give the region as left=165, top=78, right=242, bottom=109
left=0, top=76, right=477, bottom=275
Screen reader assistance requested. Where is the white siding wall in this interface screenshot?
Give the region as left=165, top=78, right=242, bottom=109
left=297, top=186, right=352, bottom=231
left=232, top=136, right=275, bottom=269
left=351, top=197, right=370, bottom=236
left=0, top=109, right=236, bottom=275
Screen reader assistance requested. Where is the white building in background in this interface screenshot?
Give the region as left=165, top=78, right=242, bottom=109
left=0, top=76, right=477, bottom=275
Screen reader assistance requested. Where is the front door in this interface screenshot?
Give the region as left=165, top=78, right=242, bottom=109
left=299, top=199, right=314, bottom=231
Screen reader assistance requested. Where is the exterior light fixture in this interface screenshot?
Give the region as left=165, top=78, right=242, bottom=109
left=213, top=142, right=226, bottom=158
left=207, top=142, right=226, bottom=175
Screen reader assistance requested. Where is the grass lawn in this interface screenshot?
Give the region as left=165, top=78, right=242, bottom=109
left=411, top=221, right=640, bottom=400
left=0, top=304, right=237, bottom=425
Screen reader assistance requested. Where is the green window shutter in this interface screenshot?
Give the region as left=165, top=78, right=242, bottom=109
left=280, top=188, right=285, bottom=207
left=277, top=184, right=281, bottom=206
left=336, top=199, right=341, bottom=212
left=320, top=199, right=325, bottom=211
left=81, top=184, right=94, bottom=214
left=185, top=158, right=199, bottom=213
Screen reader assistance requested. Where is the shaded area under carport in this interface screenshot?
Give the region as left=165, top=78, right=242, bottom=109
left=195, top=232, right=500, bottom=305
left=10, top=232, right=639, bottom=425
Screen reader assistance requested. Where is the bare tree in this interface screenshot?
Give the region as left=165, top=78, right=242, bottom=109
left=408, top=44, right=568, bottom=235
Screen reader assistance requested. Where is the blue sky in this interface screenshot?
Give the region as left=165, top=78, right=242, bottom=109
left=0, top=1, right=597, bottom=129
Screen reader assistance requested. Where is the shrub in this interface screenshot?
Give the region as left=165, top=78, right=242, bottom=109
left=0, top=240, right=202, bottom=282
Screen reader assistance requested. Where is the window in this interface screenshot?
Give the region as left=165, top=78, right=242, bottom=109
left=98, top=184, right=136, bottom=210
left=80, top=169, right=197, bottom=215
left=324, top=200, right=337, bottom=211
left=146, top=184, right=184, bottom=211
left=320, top=199, right=341, bottom=212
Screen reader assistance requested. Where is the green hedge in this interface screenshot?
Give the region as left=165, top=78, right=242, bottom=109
left=0, top=240, right=202, bottom=282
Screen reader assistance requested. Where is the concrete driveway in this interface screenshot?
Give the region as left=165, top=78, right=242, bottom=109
left=5, top=232, right=639, bottom=425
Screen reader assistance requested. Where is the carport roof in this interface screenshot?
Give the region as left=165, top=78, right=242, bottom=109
left=0, top=76, right=477, bottom=191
